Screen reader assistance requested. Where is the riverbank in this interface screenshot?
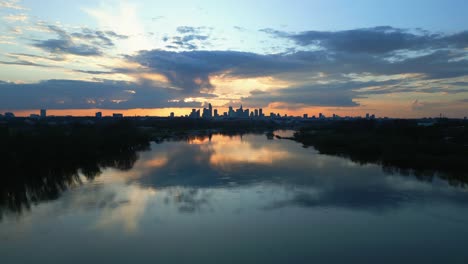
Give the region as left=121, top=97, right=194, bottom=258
left=291, top=119, right=468, bottom=182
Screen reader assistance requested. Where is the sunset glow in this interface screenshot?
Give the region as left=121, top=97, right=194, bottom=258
left=1, top=0, right=467, bottom=118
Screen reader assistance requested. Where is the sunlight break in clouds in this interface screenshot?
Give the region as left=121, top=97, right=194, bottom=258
left=83, top=1, right=153, bottom=54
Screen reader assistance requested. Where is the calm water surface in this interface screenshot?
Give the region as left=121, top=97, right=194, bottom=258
left=2, top=131, right=468, bottom=263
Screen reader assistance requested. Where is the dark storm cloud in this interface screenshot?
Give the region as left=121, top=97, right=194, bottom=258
left=128, top=50, right=307, bottom=94
left=34, top=38, right=101, bottom=56
left=262, top=26, right=468, bottom=54
left=287, top=26, right=434, bottom=53
left=0, top=79, right=201, bottom=109
left=127, top=44, right=467, bottom=105
left=442, top=31, right=468, bottom=48
left=32, top=25, right=128, bottom=57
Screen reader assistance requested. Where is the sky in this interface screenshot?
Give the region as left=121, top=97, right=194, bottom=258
left=0, top=0, right=467, bottom=118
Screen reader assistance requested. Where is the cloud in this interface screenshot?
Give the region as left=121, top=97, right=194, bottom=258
left=242, top=81, right=392, bottom=108
left=164, top=26, right=211, bottom=50
left=3, top=13, right=28, bottom=22
left=6, top=52, right=65, bottom=62
left=176, top=26, right=206, bottom=34
left=0, top=0, right=26, bottom=10
left=0, top=59, right=52, bottom=67
left=34, top=38, right=101, bottom=56
left=127, top=43, right=468, bottom=106
left=263, top=26, right=468, bottom=54
left=0, top=35, right=15, bottom=44
left=71, top=28, right=128, bottom=48
left=127, top=50, right=306, bottom=94
left=32, top=24, right=128, bottom=57
left=0, top=79, right=202, bottom=109
left=2, top=23, right=467, bottom=111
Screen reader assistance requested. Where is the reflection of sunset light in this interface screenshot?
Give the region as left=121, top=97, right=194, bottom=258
left=210, top=75, right=292, bottom=100
left=186, top=134, right=291, bottom=165
left=144, top=156, right=168, bottom=168
left=191, top=135, right=292, bottom=166
left=95, top=184, right=156, bottom=233
left=96, top=152, right=170, bottom=182
left=187, top=137, right=211, bottom=144
left=136, top=73, right=169, bottom=84
left=210, top=142, right=290, bottom=165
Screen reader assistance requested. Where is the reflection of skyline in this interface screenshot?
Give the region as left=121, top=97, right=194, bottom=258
left=188, top=134, right=292, bottom=166
left=3, top=131, right=468, bottom=227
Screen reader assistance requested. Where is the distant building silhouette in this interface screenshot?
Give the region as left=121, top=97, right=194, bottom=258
left=202, top=103, right=213, bottom=118
left=4, top=112, right=15, bottom=119
left=189, top=109, right=200, bottom=118
left=95, top=112, right=102, bottom=118
left=40, top=109, right=47, bottom=118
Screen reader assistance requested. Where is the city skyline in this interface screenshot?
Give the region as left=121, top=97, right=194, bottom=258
left=0, top=103, right=405, bottom=120
left=0, top=0, right=468, bottom=118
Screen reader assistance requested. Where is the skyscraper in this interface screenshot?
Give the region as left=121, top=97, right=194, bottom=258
left=40, top=109, right=46, bottom=118
left=190, top=109, right=198, bottom=118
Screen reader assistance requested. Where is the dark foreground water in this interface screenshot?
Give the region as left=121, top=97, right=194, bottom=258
left=1, top=131, right=468, bottom=264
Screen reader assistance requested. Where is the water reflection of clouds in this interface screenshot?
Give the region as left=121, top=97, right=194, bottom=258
left=94, top=184, right=156, bottom=233
left=128, top=133, right=468, bottom=214
left=4, top=132, right=468, bottom=234
left=208, top=136, right=292, bottom=166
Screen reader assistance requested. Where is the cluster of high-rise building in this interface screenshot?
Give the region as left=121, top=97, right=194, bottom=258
left=5, top=106, right=450, bottom=121
left=186, top=104, right=265, bottom=119
left=181, top=103, right=383, bottom=120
